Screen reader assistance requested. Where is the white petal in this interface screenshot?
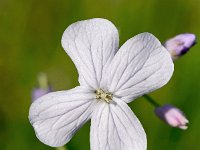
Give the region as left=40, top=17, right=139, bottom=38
left=62, top=18, right=119, bottom=89
left=29, top=86, right=97, bottom=147
left=101, top=32, right=174, bottom=103
left=90, top=98, right=147, bottom=150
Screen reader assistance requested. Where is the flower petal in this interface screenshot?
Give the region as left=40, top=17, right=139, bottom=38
left=62, top=18, right=119, bottom=89
left=29, top=86, right=97, bottom=147
left=90, top=98, right=146, bottom=150
left=101, top=32, right=174, bottom=103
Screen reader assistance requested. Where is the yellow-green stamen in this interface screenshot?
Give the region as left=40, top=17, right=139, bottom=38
left=95, top=89, right=113, bottom=103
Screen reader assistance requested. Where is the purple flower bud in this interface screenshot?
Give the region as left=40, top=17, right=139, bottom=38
left=31, top=73, right=51, bottom=102
left=164, top=33, right=196, bottom=60
left=155, top=104, right=189, bottom=130
left=32, top=88, right=51, bottom=102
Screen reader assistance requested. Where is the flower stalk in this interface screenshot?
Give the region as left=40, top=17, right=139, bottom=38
left=143, top=94, right=160, bottom=107
left=56, top=146, right=68, bottom=150
left=37, top=72, right=49, bottom=89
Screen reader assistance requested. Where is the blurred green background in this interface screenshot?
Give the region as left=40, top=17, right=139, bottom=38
left=0, top=0, right=200, bottom=149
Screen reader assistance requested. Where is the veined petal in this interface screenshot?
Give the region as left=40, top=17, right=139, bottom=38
left=90, top=98, right=146, bottom=150
left=62, top=18, right=119, bottom=89
left=29, top=86, right=97, bottom=147
left=101, top=33, right=174, bottom=103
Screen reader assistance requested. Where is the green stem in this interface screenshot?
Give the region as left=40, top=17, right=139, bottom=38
left=38, top=72, right=48, bottom=89
left=56, top=146, right=68, bottom=150
left=143, top=94, right=160, bottom=107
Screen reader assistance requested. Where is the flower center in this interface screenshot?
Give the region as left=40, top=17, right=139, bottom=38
left=95, top=89, right=113, bottom=103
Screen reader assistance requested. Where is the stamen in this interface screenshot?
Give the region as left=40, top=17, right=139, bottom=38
left=95, top=89, right=113, bottom=103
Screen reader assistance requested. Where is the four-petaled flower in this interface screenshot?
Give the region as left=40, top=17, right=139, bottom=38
left=29, top=18, right=174, bottom=150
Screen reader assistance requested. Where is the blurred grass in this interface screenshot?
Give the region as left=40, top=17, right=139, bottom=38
left=0, top=0, right=200, bottom=149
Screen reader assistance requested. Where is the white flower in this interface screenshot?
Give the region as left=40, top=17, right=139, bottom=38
left=29, top=18, right=174, bottom=150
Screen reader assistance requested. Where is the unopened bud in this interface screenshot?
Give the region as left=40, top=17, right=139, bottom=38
left=155, top=104, right=189, bottom=130
left=164, top=33, right=196, bottom=60
left=31, top=73, right=51, bottom=102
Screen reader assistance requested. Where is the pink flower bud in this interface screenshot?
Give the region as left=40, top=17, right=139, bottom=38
left=164, top=33, right=196, bottom=60
left=155, top=105, right=189, bottom=130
